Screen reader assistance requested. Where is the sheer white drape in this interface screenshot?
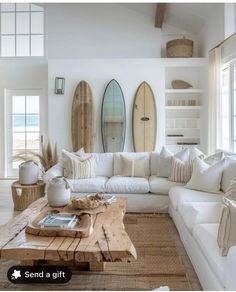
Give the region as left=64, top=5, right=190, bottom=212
left=208, top=47, right=222, bottom=154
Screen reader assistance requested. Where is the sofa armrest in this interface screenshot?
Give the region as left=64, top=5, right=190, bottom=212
left=43, top=163, right=63, bottom=183
left=226, top=246, right=236, bottom=290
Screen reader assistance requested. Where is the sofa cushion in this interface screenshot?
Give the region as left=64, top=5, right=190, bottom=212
left=193, top=223, right=226, bottom=286
left=106, top=176, right=149, bottom=194
left=114, top=152, right=150, bottom=176
left=169, top=186, right=223, bottom=211
left=83, top=153, right=114, bottom=177
left=67, top=176, right=108, bottom=193
left=149, top=176, right=184, bottom=195
left=221, top=156, right=236, bottom=193
left=179, top=202, right=223, bottom=232
left=150, top=152, right=159, bottom=175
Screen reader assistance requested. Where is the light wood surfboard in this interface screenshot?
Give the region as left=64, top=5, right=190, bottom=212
left=71, top=81, right=95, bottom=152
left=133, top=82, right=157, bottom=152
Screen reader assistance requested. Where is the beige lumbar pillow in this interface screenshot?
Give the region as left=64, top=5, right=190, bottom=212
left=185, top=157, right=225, bottom=193
left=119, top=155, right=146, bottom=177
left=169, top=157, right=193, bottom=183
left=217, top=197, right=236, bottom=256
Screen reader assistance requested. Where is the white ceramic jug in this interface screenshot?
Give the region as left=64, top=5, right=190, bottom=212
left=47, top=176, right=71, bottom=207
left=19, top=160, right=39, bottom=185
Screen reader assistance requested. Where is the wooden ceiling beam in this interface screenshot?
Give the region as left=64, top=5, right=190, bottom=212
left=155, top=3, right=166, bottom=28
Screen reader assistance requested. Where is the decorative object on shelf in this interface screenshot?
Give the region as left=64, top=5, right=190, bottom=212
left=72, top=193, right=116, bottom=210
left=171, top=80, right=193, bottom=89
left=177, top=142, right=198, bottom=145
left=167, top=134, right=184, bottom=137
left=166, top=38, right=193, bottom=58
left=55, top=77, right=65, bottom=94
left=19, top=160, right=39, bottom=185
left=101, top=79, right=126, bottom=153
left=133, top=81, right=157, bottom=152
left=11, top=180, right=45, bottom=211
left=47, top=176, right=71, bottom=207
left=71, top=80, right=95, bottom=152
left=13, top=140, right=58, bottom=172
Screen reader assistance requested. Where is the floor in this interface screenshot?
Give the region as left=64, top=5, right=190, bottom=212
left=0, top=180, right=202, bottom=291
left=0, top=180, right=19, bottom=226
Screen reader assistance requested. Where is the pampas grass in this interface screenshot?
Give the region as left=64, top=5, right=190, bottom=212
left=13, top=141, right=58, bottom=172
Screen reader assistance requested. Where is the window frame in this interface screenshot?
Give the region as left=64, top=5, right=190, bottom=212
left=0, top=3, right=45, bottom=58
left=221, top=59, right=236, bottom=152
left=4, top=89, right=45, bottom=177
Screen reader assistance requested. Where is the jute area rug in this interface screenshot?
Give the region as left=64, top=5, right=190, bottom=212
left=0, top=214, right=202, bottom=291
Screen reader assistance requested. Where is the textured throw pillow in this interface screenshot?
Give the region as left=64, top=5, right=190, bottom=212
left=168, top=157, right=193, bottom=183
left=119, top=155, right=146, bottom=177
left=204, top=151, right=224, bottom=165
left=217, top=198, right=236, bottom=256
left=61, top=150, right=95, bottom=179
left=221, top=156, right=236, bottom=193
left=224, top=177, right=236, bottom=200
left=185, top=157, right=225, bottom=193
left=156, top=147, right=189, bottom=178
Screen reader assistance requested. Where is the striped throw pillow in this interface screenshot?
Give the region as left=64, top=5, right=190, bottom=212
left=63, top=151, right=95, bottom=179
left=169, top=157, right=193, bottom=183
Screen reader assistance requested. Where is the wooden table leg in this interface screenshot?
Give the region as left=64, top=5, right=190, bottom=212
left=89, top=262, right=106, bottom=272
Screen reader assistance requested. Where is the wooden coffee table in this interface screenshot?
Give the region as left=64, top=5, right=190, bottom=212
left=0, top=197, right=137, bottom=272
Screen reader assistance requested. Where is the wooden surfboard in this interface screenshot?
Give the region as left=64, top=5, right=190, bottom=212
left=132, top=82, right=157, bottom=152
left=71, top=81, right=95, bottom=152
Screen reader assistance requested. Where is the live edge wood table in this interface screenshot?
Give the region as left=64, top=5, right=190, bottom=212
left=0, top=197, right=137, bottom=272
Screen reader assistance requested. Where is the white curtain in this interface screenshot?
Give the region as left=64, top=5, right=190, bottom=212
left=208, top=47, right=222, bottom=154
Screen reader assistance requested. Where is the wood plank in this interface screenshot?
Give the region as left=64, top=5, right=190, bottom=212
left=0, top=197, right=48, bottom=258
left=89, top=261, right=106, bottom=272
left=155, top=3, right=166, bottom=28
left=75, top=198, right=136, bottom=263
left=1, top=229, right=54, bottom=260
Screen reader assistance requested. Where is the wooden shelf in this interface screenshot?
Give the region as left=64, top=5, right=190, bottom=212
left=165, top=89, right=204, bottom=94
left=165, top=106, right=203, bottom=109
left=166, top=128, right=200, bottom=130
left=166, top=136, right=200, bottom=139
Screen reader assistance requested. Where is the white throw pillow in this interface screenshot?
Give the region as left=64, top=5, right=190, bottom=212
left=189, top=147, right=205, bottom=161
left=185, top=157, right=225, bottom=193
left=221, top=156, right=236, bottom=193
left=204, top=151, right=224, bottom=165
left=224, top=176, right=236, bottom=200
left=156, top=147, right=189, bottom=178
left=217, top=198, right=236, bottom=256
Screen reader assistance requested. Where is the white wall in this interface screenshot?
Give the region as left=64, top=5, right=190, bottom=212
left=198, top=4, right=225, bottom=56
left=48, top=59, right=165, bottom=153
left=0, top=59, right=48, bottom=177
left=46, top=4, right=162, bottom=58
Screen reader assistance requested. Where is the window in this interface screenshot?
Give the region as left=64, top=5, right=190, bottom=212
left=5, top=90, right=45, bottom=177
left=221, top=61, right=236, bottom=152
left=0, top=3, right=44, bottom=57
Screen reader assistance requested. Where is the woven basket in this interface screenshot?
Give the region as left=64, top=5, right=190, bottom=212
left=166, top=38, right=193, bottom=58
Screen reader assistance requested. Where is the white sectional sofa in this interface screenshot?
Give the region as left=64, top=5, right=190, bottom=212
left=44, top=150, right=236, bottom=291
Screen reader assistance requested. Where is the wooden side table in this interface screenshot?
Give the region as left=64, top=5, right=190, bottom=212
left=11, top=180, right=46, bottom=211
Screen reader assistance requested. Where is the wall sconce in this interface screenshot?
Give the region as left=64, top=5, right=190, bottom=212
left=55, top=77, right=65, bottom=94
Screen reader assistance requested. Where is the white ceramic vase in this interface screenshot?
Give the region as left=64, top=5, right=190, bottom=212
left=47, top=176, right=71, bottom=207
left=19, top=160, right=39, bottom=185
